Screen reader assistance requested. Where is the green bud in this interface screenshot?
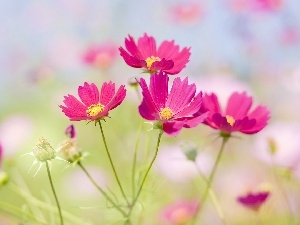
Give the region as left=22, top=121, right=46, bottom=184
left=0, top=171, right=8, bottom=187
left=33, top=137, right=56, bottom=162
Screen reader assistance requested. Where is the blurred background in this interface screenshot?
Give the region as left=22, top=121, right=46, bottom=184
left=1, top=0, right=300, bottom=224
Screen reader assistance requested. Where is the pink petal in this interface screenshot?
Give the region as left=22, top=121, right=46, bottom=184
left=183, top=111, right=209, bottom=128
left=137, top=33, right=157, bottom=58
left=241, top=105, right=270, bottom=134
left=166, top=77, right=196, bottom=113
left=124, top=35, right=143, bottom=59
left=174, top=92, right=203, bottom=118
left=225, top=92, right=252, bottom=119
left=100, top=81, right=115, bottom=105
left=157, top=40, right=180, bottom=59
left=138, top=77, right=159, bottom=120
left=164, top=47, right=191, bottom=74
left=150, top=58, right=174, bottom=72
left=105, top=85, right=126, bottom=110
left=149, top=72, right=169, bottom=110
left=163, top=121, right=185, bottom=135
left=119, top=47, right=146, bottom=68
left=78, top=82, right=99, bottom=106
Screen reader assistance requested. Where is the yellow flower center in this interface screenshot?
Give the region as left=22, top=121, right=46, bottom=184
left=86, top=103, right=105, bottom=117
left=226, top=115, right=235, bottom=126
left=145, top=56, right=161, bottom=69
left=159, top=107, right=174, bottom=120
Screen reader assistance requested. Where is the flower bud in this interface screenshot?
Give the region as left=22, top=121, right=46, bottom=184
left=60, top=139, right=82, bottom=163
left=0, top=171, right=8, bottom=187
left=33, top=137, right=56, bottom=162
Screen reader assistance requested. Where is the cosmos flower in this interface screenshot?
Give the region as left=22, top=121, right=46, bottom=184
left=60, top=82, right=126, bottom=122
left=83, top=42, right=118, bottom=69
left=119, top=33, right=191, bottom=75
left=138, top=71, right=208, bottom=135
left=201, top=92, right=270, bottom=136
left=161, top=200, right=199, bottom=225
left=237, top=191, right=270, bottom=211
left=170, top=2, right=203, bottom=25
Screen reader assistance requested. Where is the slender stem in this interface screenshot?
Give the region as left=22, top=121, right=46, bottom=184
left=195, top=163, right=226, bottom=225
left=132, top=118, right=143, bottom=198
left=45, top=161, right=64, bottom=225
left=126, top=130, right=163, bottom=222
left=98, top=121, right=129, bottom=205
left=0, top=201, right=48, bottom=224
left=270, top=158, right=294, bottom=225
left=77, top=161, right=127, bottom=217
left=190, top=137, right=229, bottom=225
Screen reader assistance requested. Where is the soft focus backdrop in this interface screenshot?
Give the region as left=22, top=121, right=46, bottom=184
left=1, top=0, right=300, bottom=225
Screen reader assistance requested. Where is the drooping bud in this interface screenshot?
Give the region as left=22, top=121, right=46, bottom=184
left=33, top=137, right=56, bottom=162
left=181, top=142, right=198, bottom=162
left=65, top=124, right=76, bottom=139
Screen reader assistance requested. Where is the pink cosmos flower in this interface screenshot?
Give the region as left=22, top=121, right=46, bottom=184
left=237, top=191, right=270, bottom=211
left=60, top=82, right=126, bottom=121
left=201, top=92, right=270, bottom=135
left=119, top=33, right=191, bottom=75
left=83, top=42, right=118, bottom=69
left=138, top=71, right=208, bottom=135
left=161, top=200, right=199, bottom=224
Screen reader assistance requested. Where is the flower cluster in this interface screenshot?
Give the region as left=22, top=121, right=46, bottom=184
left=60, top=33, right=270, bottom=137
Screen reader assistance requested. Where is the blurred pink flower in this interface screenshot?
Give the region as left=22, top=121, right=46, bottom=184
left=161, top=200, right=199, bottom=225
left=119, top=33, right=191, bottom=75
left=154, top=144, right=213, bottom=183
left=138, top=72, right=208, bottom=135
left=237, top=191, right=270, bottom=211
left=83, top=42, right=118, bottom=69
left=170, top=2, right=203, bottom=25
left=60, top=82, right=126, bottom=121
left=254, top=122, right=300, bottom=169
left=0, top=115, right=34, bottom=157
left=62, top=166, right=110, bottom=199
left=228, top=0, right=283, bottom=13
left=201, top=92, right=270, bottom=135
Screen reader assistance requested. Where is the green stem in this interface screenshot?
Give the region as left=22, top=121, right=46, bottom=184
left=9, top=183, right=87, bottom=225
left=98, top=121, right=129, bottom=205
left=45, top=161, right=64, bottom=225
left=0, top=201, right=47, bottom=225
left=77, top=161, right=127, bottom=217
left=190, top=137, right=228, bottom=225
left=126, top=130, right=163, bottom=222
left=195, top=164, right=226, bottom=225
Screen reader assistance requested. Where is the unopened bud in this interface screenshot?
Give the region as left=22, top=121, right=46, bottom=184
left=33, top=137, right=56, bottom=162
left=181, top=142, right=198, bottom=162
left=60, top=139, right=82, bottom=163
left=0, top=171, right=8, bottom=187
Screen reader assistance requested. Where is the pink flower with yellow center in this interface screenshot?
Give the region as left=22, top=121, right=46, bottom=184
left=161, top=200, right=199, bottom=225
left=119, top=33, right=191, bottom=75
left=201, top=92, right=270, bottom=135
left=237, top=191, right=270, bottom=211
left=60, top=82, right=126, bottom=121
left=138, top=71, right=208, bottom=135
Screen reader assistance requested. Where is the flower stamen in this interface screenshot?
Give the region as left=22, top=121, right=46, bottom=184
left=160, top=107, right=174, bottom=120
left=145, top=56, right=161, bottom=69
left=86, top=103, right=105, bottom=117
left=226, top=115, right=235, bottom=126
